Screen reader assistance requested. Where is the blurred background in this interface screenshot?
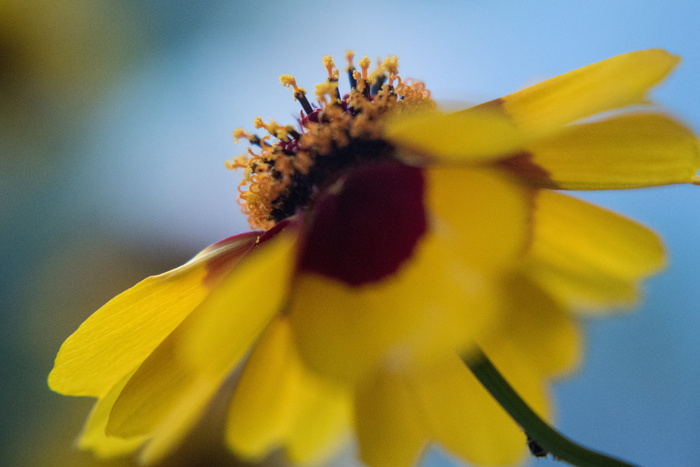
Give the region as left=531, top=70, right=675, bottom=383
left=2, top=0, right=700, bottom=466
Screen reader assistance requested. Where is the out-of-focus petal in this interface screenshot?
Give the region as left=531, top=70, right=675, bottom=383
left=354, top=370, right=427, bottom=467
left=426, top=167, right=529, bottom=272
left=105, top=233, right=295, bottom=465
left=408, top=355, right=528, bottom=466
left=385, top=107, right=525, bottom=163
left=226, top=316, right=351, bottom=464
left=513, top=113, right=700, bottom=189
left=527, top=191, right=665, bottom=309
left=485, top=275, right=582, bottom=378
left=495, top=49, right=679, bottom=134
left=225, top=316, right=298, bottom=459
left=284, top=377, right=350, bottom=465
left=77, top=370, right=146, bottom=458
left=290, top=231, right=498, bottom=384
left=48, top=232, right=259, bottom=397
left=354, top=353, right=534, bottom=467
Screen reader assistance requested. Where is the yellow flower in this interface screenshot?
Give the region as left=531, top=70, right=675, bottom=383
left=49, top=50, right=700, bottom=466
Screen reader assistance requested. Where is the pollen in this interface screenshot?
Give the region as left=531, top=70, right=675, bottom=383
left=279, top=74, right=300, bottom=92
left=322, top=55, right=339, bottom=81
left=228, top=53, right=436, bottom=230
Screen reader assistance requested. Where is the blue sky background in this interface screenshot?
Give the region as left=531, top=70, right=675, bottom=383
left=3, top=1, right=700, bottom=466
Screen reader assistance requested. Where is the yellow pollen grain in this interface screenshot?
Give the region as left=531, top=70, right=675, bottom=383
left=345, top=50, right=355, bottom=69
left=315, top=81, right=338, bottom=104
left=232, top=128, right=248, bottom=143
left=322, top=55, right=336, bottom=79
left=382, top=56, right=399, bottom=75
left=358, top=56, right=371, bottom=80
left=253, top=116, right=266, bottom=129
left=279, top=74, right=300, bottom=92
left=267, top=120, right=282, bottom=138
left=224, top=154, right=249, bottom=170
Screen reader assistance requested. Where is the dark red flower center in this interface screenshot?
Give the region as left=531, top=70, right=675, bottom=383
left=297, top=163, right=427, bottom=286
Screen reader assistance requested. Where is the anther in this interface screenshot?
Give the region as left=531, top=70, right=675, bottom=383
left=322, top=55, right=336, bottom=80
left=315, top=81, right=339, bottom=106
left=280, top=74, right=314, bottom=115
left=233, top=128, right=262, bottom=147
left=357, top=56, right=372, bottom=98
left=232, top=128, right=248, bottom=144
left=346, top=50, right=357, bottom=90
left=322, top=55, right=341, bottom=101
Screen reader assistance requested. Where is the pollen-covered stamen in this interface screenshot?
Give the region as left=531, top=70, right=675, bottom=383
left=254, top=117, right=290, bottom=141
left=346, top=50, right=357, bottom=90
left=233, top=127, right=262, bottom=147
left=369, top=57, right=390, bottom=96
left=322, top=55, right=341, bottom=101
left=280, top=74, right=314, bottom=115
left=355, top=56, right=372, bottom=97
left=315, top=81, right=340, bottom=107
left=229, top=53, right=436, bottom=230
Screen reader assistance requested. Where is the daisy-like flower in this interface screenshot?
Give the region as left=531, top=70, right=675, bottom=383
left=49, top=50, right=699, bottom=467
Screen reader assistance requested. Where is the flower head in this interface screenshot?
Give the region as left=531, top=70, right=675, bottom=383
left=49, top=50, right=700, bottom=466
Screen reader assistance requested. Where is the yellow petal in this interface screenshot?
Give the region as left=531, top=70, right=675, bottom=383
left=226, top=316, right=351, bottom=464
left=408, top=354, right=528, bottom=466
left=48, top=232, right=259, bottom=397
left=225, top=316, right=299, bottom=460
left=484, top=275, right=582, bottom=378
left=474, top=344, right=551, bottom=422
left=498, top=49, right=680, bottom=134
left=77, top=370, right=147, bottom=458
left=284, top=377, right=350, bottom=465
left=426, top=166, right=529, bottom=272
left=527, top=191, right=665, bottom=309
left=522, top=113, right=700, bottom=188
left=385, top=106, right=525, bottom=163
left=289, top=231, right=498, bottom=384
left=105, top=233, right=295, bottom=465
left=355, top=354, right=533, bottom=467
left=290, top=168, right=529, bottom=384
left=354, top=370, right=427, bottom=467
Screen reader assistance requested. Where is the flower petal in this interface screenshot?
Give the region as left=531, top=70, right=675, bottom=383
left=291, top=167, right=528, bottom=383
left=496, top=49, right=680, bottom=134
left=485, top=275, right=582, bottom=378
left=105, top=233, right=295, bottom=465
left=48, top=232, right=260, bottom=397
left=425, top=166, right=529, bottom=272
left=516, top=113, right=700, bottom=189
left=290, top=232, right=498, bottom=384
left=527, top=191, right=665, bottom=309
left=385, top=107, right=525, bottom=163
left=388, top=50, right=679, bottom=166
left=355, top=354, right=533, bottom=467
left=77, top=370, right=147, bottom=458
left=354, top=370, right=427, bottom=467
left=284, top=379, right=350, bottom=465
left=408, top=355, right=529, bottom=466
left=226, top=316, right=351, bottom=464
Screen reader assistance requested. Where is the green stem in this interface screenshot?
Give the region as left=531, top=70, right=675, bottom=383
left=465, top=347, right=637, bottom=467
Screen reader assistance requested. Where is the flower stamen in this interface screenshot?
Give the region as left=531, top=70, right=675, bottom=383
left=280, top=74, right=314, bottom=115
left=345, top=50, right=357, bottom=90
left=229, top=54, right=436, bottom=230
